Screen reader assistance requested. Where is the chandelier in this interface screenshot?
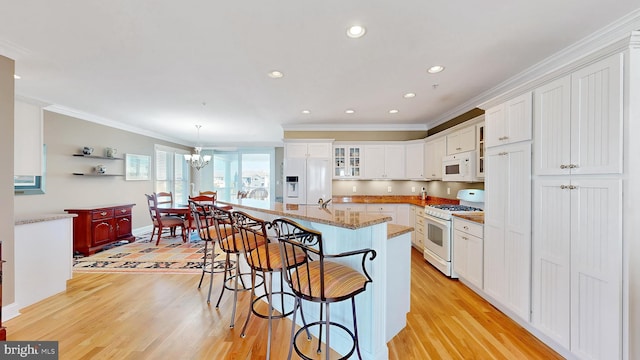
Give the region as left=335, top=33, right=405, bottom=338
left=184, top=125, right=211, bottom=171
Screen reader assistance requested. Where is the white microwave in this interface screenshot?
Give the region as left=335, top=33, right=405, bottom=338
left=442, top=151, right=476, bottom=182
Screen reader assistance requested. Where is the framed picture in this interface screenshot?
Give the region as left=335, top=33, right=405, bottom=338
left=125, top=154, right=151, bottom=181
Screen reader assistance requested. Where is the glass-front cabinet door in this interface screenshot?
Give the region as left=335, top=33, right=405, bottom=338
left=333, top=145, right=362, bottom=179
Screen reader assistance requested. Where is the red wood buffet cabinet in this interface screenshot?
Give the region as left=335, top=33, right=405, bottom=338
left=65, top=204, right=136, bottom=256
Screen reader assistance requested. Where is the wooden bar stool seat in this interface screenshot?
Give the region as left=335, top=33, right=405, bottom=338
left=272, top=217, right=376, bottom=360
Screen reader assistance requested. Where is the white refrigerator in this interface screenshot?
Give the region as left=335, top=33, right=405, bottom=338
left=283, top=157, right=332, bottom=205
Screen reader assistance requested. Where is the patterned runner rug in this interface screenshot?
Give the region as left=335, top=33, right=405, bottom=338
left=73, top=230, right=215, bottom=274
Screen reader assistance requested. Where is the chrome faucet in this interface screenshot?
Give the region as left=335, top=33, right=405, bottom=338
left=318, top=198, right=332, bottom=208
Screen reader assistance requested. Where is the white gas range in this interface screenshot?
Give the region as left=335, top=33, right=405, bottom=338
left=423, top=189, right=484, bottom=278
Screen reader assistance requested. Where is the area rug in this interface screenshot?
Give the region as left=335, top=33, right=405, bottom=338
left=72, top=230, right=219, bottom=274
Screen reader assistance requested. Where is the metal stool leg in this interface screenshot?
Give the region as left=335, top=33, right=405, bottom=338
left=240, top=269, right=257, bottom=338
left=215, top=254, right=231, bottom=309
left=229, top=253, right=241, bottom=328
left=287, top=298, right=299, bottom=360
left=266, top=271, right=273, bottom=360
left=325, top=303, right=330, bottom=360
left=197, top=240, right=208, bottom=289
left=352, top=297, right=363, bottom=360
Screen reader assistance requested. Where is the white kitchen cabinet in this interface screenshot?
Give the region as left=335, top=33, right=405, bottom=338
left=395, top=204, right=410, bottom=226
left=446, top=125, right=475, bottom=155
left=424, top=136, right=446, bottom=180
left=476, top=122, right=485, bottom=178
left=285, top=141, right=332, bottom=159
left=366, top=204, right=397, bottom=223
left=14, top=99, right=43, bottom=176
left=485, top=92, right=532, bottom=148
left=453, top=217, right=483, bottom=289
left=414, top=207, right=425, bottom=251
left=363, top=144, right=405, bottom=179
left=532, top=178, right=622, bottom=359
left=405, top=141, right=425, bottom=179
left=333, top=145, right=363, bottom=179
left=483, top=141, right=531, bottom=321
left=409, top=205, right=416, bottom=246
left=332, top=204, right=367, bottom=225
left=534, top=53, right=622, bottom=176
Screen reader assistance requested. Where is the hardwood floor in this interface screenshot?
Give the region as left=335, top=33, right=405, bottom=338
left=5, top=249, right=562, bottom=359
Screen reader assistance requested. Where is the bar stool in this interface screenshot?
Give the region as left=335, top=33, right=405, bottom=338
left=188, top=200, right=230, bottom=304
left=232, top=211, right=309, bottom=360
left=272, top=218, right=376, bottom=360
left=210, top=205, right=255, bottom=328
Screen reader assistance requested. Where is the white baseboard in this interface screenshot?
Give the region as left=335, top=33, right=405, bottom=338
left=2, top=302, right=21, bottom=321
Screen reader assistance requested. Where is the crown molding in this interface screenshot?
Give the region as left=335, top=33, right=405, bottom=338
left=44, top=104, right=191, bottom=147
left=430, top=8, right=640, bottom=121
left=282, top=123, right=428, bottom=132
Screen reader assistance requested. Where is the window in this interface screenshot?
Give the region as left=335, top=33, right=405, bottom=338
left=197, top=148, right=275, bottom=202
left=14, top=144, right=46, bottom=195
left=154, top=145, right=190, bottom=204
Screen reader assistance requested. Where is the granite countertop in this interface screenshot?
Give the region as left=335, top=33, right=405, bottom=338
left=452, top=213, right=485, bottom=224
left=15, top=213, right=77, bottom=226
left=332, top=195, right=459, bottom=207
left=387, top=224, right=414, bottom=239
left=218, top=199, right=392, bottom=230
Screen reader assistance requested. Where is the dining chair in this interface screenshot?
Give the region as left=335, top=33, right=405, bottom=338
left=237, top=190, right=248, bottom=199
left=272, top=217, right=376, bottom=360
left=247, top=187, right=268, bottom=200
left=155, top=191, right=173, bottom=206
left=199, top=190, right=217, bottom=199
left=210, top=205, right=253, bottom=327
left=232, top=211, right=308, bottom=360
left=188, top=200, right=231, bottom=304
left=145, top=193, right=187, bottom=245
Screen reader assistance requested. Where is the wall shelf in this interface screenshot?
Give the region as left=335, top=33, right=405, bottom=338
left=73, top=154, right=123, bottom=160
left=72, top=173, right=123, bottom=176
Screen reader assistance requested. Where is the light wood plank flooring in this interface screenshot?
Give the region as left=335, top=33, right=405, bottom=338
left=5, top=249, right=562, bottom=359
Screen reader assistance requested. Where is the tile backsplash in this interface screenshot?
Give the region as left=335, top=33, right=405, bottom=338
left=332, top=180, right=484, bottom=200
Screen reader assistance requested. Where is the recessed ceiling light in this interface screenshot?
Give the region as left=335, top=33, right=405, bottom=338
left=427, top=65, right=445, bottom=74
left=389, top=109, right=399, bottom=114
left=267, top=70, right=284, bottom=78
left=345, top=109, right=355, bottom=114
left=346, top=25, right=366, bottom=38
left=13, top=74, right=21, bottom=80
left=403, top=92, right=416, bottom=98
left=301, top=110, right=311, bottom=114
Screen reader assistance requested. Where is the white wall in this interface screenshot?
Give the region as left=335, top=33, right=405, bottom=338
left=13, top=111, right=191, bottom=230
left=1, top=55, right=16, bottom=306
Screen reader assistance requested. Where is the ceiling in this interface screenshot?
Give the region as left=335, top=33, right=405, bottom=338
left=1, top=1, right=639, bottom=147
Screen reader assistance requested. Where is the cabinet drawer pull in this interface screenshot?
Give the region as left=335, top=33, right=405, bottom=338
left=461, top=236, right=468, bottom=240
left=498, top=151, right=508, bottom=156
left=456, top=147, right=462, bottom=150
left=120, top=209, right=127, bottom=213
left=100, top=212, right=107, bottom=216
left=463, top=226, right=469, bottom=230
left=498, top=136, right=509, bottom=140
left=569, top=164, right=578, bottom=169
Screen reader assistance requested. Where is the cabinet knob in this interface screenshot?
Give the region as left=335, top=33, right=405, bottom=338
left=463, top=226, right=469, bottom=230
left=569, top=164, right=579, bottom=169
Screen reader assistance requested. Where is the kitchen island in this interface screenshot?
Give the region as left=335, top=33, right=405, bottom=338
left=218, top=199, right=411, bottom=360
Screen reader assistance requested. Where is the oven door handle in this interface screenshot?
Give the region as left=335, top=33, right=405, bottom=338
left=424, top=214, right=450, bottom=227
